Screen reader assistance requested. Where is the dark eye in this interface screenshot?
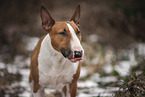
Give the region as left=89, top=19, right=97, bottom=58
left=58, top=32, right=66, bottom=36
left=77, top=30, right=81, bottom=35
left=58, top=29, right=66, bottom=36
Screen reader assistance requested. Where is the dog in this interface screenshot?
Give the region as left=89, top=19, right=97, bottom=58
left=29, top=5, right=84, bottom=97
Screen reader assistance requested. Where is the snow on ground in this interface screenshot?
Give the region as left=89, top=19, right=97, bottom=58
left=18, top=36, right=120, bottom=96
left=19, top=69, right=31, bottom=97
left=80, top=67, right=88, bottom=78
left=1, top=36, right=144, bottom=97
left=103, top=63, right=113, bottom=74
left=0, top=62, right=5, bottom=69
left=114, top=61, right=131, bottom=76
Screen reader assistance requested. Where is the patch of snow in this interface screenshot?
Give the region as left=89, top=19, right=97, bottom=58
left=90, top=73, right=117, bottom=83
left=90, top=87, right=106, bottom=93
left=14, top=56, right=25, bottom=68
left=135, top=70, right=143, bottom=75
left=19, top=69, right=30, bottom=77
left=23, top=36, right=39, bottom=51
left=103, top=63, right=113, bottom=74
left=78, top=86, right=117, bottom=97
left=78, top=93, right=91, bottom=97
left=100, top=76, right=117, bottom=83
left=105, top=50, right=114, bottom=63
left=106, top=87, right=120, bottom=92
left=88, top=34, right=99, bottom=42
left=7, top=64, right=18, bottom=74
left=91, top=57, right=99, bottom=65
left=19, top=69, right=30, bottom=88
left=128, top=50, right=137, bottom=66
left=78, top=80, right=98, bottom=88
left=114, top=61, right=130, bottom=76
left=14, top=55, right=30, bottom=68
left=19, top=68, right=31, bottom=96
left=11, top=82, right=20, bottom=87
left=100, top=93, right=114, bottom=97
left=20, top=81, right=29, bottom=88
left=24, top=57, right=30, bottom=67
left=45, top=89, right=55, bottom=95
left=80, top=67, right=88, bottom=78
left=0, top=71, right=4, bottom=77
left=18, top=91, right=31, bottom=97
left=90, top=87, right=115, bottom=96
left=0, top=62, right=5, bottom=69
left=137, top=43, right=145, bottom=56
left=90, top=73, right=101, bottom=82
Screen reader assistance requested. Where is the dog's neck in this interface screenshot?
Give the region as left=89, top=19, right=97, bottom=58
left=38, top=34, right=67, bottom=66
left=38, top=33, right=79, bottom=72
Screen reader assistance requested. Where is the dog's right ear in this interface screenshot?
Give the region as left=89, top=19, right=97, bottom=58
left=40, top=6, right=55, bottom=31
left=70, top=5, right=80, bottom=27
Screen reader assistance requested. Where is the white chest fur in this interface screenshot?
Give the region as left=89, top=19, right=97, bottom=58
left=38, top=34, right=79, bottom=91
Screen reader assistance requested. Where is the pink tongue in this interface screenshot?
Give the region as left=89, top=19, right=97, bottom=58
left=71, top=58, right=82, bottom=61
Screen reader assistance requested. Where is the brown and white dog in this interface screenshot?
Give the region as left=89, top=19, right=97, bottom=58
left=29, top=5, right=84, bottom=97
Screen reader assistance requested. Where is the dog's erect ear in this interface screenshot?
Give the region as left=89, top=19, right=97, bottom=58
left=70, top=5, right=80, bottom=27
left=40, top=6, right=55, bottom=31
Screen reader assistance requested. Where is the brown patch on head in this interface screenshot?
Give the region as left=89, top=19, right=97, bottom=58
left=45, top=20, right=82, bottom=60
left=48, top=21, right=81, bottom=52
left=48, top=21, right=71, bottom=52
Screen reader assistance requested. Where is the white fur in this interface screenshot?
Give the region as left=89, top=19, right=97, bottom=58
left=66, top=23, right=84, bottom=53
left=66, top=84, right=71, bottom=97
left=33, top=88, right=45, bottom=97
left=60, top=90, right=65, bottom=97
left=38, top=34, right=79, bottom=92
left=30, top=81, right=34, bottom=97
left=30, top=81, right=45, bottom=97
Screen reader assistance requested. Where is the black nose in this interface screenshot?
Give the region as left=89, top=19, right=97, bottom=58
left=74, top=50, right=82, bottom=58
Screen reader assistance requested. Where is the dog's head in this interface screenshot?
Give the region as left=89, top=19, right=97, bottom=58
left=40, top=5, right=84, bottom=62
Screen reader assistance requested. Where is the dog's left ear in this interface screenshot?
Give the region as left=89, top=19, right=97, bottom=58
left=70, top=5, right=80, bottom=27
left=40, top=6, right=55, bottom=31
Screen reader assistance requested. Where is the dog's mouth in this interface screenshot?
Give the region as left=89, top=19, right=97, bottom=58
left=70, top=58, right=82, bottom=62
left=61, top=48, right=83, bottom=62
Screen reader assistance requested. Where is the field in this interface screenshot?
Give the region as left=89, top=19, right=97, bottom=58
left=0, top=0, right=145, bottom=97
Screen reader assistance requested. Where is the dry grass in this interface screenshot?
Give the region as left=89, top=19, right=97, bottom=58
left=115, top=72, right=145, bottom=97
